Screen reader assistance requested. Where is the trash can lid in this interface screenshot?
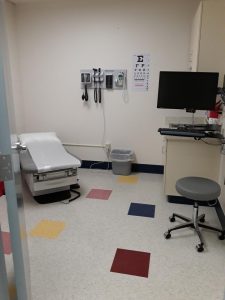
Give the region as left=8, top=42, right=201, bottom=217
left=110, top=149, right=134, bottom=161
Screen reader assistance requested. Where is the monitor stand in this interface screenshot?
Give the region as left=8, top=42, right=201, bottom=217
left=169, top=110, right=220, bottom=132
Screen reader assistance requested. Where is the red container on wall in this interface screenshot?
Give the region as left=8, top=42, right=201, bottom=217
left=0, top=181, right=5, bottom=196
left=208, top=110, right=219, bottom=119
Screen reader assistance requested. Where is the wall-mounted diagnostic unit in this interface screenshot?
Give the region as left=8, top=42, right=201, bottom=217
left=80, top=68, right=127, bottom=102
left=81, top=72, right=92, bottom=84
left=114, top=71, right=125, bottom=88
left=80, top=69, right=127, bottom=90
left=80, top=71, right=92, bottom=101
left=105, top=73, right=113, bottom=89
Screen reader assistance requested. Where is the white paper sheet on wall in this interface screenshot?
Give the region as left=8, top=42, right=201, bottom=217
left=132, top=54, right=150, bottom=91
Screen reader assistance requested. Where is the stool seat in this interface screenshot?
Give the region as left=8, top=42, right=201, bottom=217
left=176, top=176, right=221, bottom=201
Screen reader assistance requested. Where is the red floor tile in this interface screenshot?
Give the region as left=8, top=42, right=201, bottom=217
left=1, top=231, right=12, bottom=255
left=110, top=248, right=150, bottom=278
left=86, top=189, right=112, bottom=200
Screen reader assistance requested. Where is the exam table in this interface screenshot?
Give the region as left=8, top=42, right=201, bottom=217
left=19, top=132, right=81, bottom=203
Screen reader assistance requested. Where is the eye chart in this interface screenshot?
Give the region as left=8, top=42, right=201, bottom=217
left=132, top=54, right=150, bottom=91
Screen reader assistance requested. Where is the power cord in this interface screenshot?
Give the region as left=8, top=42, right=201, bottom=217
left=89, top=92, right=111, bottom=171
left=200, top=139, right=223, bottom=146
left=90, top=160, right=110, bottom=170
left=62, top=185, right=81, bottom=204
left=122, top=73, right=129, bottom=103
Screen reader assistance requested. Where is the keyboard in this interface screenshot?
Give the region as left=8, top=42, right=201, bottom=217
left=158, top=128, right=207, bottom=138
left=169, top=123, right=220, bottom=132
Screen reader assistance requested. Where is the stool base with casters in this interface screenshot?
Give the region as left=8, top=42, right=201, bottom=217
left=164, top=177, right=225, bottom=252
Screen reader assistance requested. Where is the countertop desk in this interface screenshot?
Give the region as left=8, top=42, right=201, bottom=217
left=160, top=132, right=221, bottom=198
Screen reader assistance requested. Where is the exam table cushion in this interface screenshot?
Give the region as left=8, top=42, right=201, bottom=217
left=20, top=150, right=38, bottom=173
left=19, top=132, right=81, bottom=173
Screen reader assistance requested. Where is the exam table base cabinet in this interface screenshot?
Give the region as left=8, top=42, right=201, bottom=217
left=24, top=168, right=78, bottom=196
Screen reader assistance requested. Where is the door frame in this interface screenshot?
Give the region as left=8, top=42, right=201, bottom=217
left=0, top=1, right=30, bottom=299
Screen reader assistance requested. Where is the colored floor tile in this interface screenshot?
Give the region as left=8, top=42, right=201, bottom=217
left=110, top=248, right=150, bottom=278
left=8, top=283, right=16, bottom=300
left=20, top=227, right=27, bottom=240
left=128, top=203, right=155, bottom=218
left=117, top=175, right=138, bottom=184
left=86, top=188, right=112, bottom=200
left=1, top=231, right=12, bottom=255
left=30, top=220, right=65, bottom=239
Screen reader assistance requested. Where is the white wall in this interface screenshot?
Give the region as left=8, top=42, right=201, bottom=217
left=189, top=1, right=202, bottom=71
left=198, top=0, right=225, bottom=86
left=13, top=0, right=200, bottom=164
left=4, top=1, right=24, bottom=134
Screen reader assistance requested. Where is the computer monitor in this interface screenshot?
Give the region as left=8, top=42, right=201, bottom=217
left=157, top=71, right=219, bottom=113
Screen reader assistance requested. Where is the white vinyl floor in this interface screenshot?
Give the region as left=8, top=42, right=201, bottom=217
left=1, top=168, right=225, bottom=300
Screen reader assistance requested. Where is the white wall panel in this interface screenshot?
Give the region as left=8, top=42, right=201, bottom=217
left=13, top=0, right=200, bottom=163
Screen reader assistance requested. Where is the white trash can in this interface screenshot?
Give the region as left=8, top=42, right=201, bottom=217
left=110, top=149, right=134, bottom=175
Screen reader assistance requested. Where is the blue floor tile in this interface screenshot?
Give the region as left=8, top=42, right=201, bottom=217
left=128, top=203, right=155, bottom=218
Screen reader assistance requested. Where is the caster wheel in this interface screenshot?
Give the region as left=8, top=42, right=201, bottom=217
left=169, top=216, right=175, bottom=222
left=164, top=231, right=171, bottom=239
left=199, top=217, right=205, bottom=223
left=218, top=234, right=225, bottom=240
left=196, top=244, right=204, bottom=252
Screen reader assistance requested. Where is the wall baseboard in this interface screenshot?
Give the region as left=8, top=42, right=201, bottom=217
left=132, top=163, right=164, bottom=174
left=81, top=160, right=164, bottom=174
left=168, top=195, right=210, bottom=206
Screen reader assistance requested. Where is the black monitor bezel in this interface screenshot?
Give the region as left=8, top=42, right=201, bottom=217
left=157, top=71, right=219, bottom=112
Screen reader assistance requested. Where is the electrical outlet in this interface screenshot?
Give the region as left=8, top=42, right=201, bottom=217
left=105, top=143, right=111, bottom=155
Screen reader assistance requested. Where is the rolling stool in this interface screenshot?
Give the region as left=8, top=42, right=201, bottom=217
left=164, top=177, right=225, bottom=252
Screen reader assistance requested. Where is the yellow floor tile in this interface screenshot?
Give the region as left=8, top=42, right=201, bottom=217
left=20, top=226, right=27, bottom=240
left=8, top=283, right=16, bottom=300
left=117, top=175, right=139, bottom=184
left=30, top=220, right=65, bottom=239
